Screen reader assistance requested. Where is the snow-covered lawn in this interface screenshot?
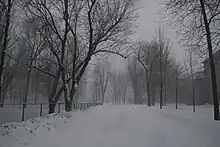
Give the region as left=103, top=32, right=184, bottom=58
left=1, top=104, right=220, bottom=147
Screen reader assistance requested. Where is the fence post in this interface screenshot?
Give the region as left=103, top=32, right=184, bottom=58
left=21, top=103, right=25, bottom=121
left=40, top=104, right=43, bottom=117
left=58, top=103, right=61, bottom=113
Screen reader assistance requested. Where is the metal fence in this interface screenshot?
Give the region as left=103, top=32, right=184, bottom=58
left=0, top=102, right=102, bottom=123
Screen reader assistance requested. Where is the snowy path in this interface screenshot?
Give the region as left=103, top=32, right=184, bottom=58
left=6, top=105, right=220, bottom=147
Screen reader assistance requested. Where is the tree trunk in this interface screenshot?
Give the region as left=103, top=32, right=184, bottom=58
left=48, top=78, right=72, bottom=114
left=200, top=0, right=219, bottom=120
left=69, top=33, right=77, bottom=108
left=48, top=87, right=65, bottom=114
left=2, top=76, right=10, bottom=104
left=160, top=80, right=163, bottom=108
left=164, top=86, right=167, bottom=106
left=49, top=102, right=56, bottom=114
left=23, top=68, right=32, bottom=108
left=192, top=80, right=196, bottom=112
left=0, top=69, right=5, bottom=107
left=123, top=90, right=126, bottom=105
left=189, top=50, right=196, bottom=112
left=0, top=0, right=12, bottom=107
left=65, top=99, right=72, bottom=112
left=101, top=92, right=105, bottom=104
left=159, top=48, right=163, bottom=109
left=20, top=88, right=23, bottom=109
left=147, top=72, right=151, bottom=107
left=61, top=66, right=70, bottom=111
left=151, top=87, right=155, bottom=106
left=10, top=82, right=13, bottom=104
left=0, top=73, right=13, bottom=106
left=175, top=70, right=178, bottom=109
left=60, top=0, right=70, bottom=112
left=134, top=92, right=137, bottom=104
left=48, top=70, right=61, bottom=113
left=34, top=73, right=39, bottom=105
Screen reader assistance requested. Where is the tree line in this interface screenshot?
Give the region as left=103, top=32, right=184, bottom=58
left=0, top=0, right=138, bottom=113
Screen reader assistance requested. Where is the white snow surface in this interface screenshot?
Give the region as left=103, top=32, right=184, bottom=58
left=1, top=104, right=220, bottom=147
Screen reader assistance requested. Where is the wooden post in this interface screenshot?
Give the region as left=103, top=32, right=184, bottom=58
left=40, top=103, right=43, bottom=117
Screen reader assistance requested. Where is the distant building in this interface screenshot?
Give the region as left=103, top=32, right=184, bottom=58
left=177, top=68, right=211, bottom=105
left=199, top=50, right=220, bottom=104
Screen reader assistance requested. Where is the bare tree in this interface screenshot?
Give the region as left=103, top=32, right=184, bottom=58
left=155, top=27, right=171, bottom=109
left=127, top=56, right=145, bottom=104
left=137, top=42, right=151, bottom=106
left=172, top=62, right=184, bottom=109
left=110, top=71, right=120, bottom=104
left=109, top=70, right=128, bottom=104
left=92, top=76, right=100, bottom=103
left=93, top=59, right=110, bottom=104
left=21, top=20, right=46, bottom=108
left=164, top=0, right=220, bottom=120
left=22, top=0, right=137, bottom=113
left=184, top=48, right=197, bottom=112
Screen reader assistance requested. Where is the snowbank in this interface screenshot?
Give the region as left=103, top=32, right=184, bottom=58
left=0, top=111, right=72, bottom=147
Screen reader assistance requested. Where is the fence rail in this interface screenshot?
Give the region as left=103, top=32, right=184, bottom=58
left=0, top=102, right=102, bottom=122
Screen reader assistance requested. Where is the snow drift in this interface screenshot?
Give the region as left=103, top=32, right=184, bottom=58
left=0, top=111, right=72, bottom=147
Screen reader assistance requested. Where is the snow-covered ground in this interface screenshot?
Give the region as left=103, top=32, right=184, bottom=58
left=0, top=104, right=220, bottom=147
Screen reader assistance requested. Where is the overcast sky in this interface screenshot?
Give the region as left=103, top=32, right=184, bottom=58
left=110, top=0, right=185, bottom=71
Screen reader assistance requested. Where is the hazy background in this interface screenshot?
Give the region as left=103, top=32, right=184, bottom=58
left=110, top=0, right=184, bottom=71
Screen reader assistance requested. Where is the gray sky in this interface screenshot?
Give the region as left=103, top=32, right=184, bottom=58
left=110, top=0, right=185, bottom=71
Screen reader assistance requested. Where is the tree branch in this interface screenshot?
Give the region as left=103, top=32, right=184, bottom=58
left=93, top=49, right=127, bottom=58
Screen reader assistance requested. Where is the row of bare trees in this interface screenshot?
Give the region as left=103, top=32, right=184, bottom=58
left=0, top=0, right=138, bottom=113
left=125, top=26, right=200, bottom=112
left=92, top=59, right=110, bottom=104
left=90, top=27, right=199, bottom=112
left=163, top=0, right=220, bottom=120
left=127, top=27, right=174, bottom=107
left=91, top=59, right=129, bottom=105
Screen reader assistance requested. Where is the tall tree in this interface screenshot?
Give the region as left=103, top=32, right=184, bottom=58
left=184, top=48, right=197, bottom=112
left=0, top=0, right=14, bottom=106
left=155, top=27, right=171, bottom=109
left=137, top=42, right=151, bottom=106
left=173, top=62, right=184, bottom=109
